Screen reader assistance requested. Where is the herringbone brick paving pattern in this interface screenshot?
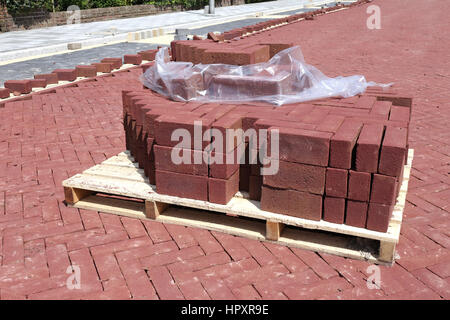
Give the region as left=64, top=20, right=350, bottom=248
left=0, top=0, right=449, bottom=299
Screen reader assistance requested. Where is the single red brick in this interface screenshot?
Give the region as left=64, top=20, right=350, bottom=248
left=52, top=69, right=77, bottom=81
left=298, top=108, right=330, bottom=125
left=241, top=109, right=277, bottom=131
left=269, top=126, right=332, bottom=166
left=207, top=45, right=269, bottom=65
left=124, top=54, right=143, bottom=65
left=370, top=100, right=392, bottom=119
left=170, top=73, right=205, bottom=100
left=263, top=160, right=325, bottom=195
left=262, top=41, right=294, bottom=57
left=389, top=105, right=410, bottom=122
left=207, top=32, right=222, bottom=42
left=329, top=119, right=363, bottom=169
left=138, top=50, right=158, bottom=61
left=315, top=114, right=345, bottom=133
left=355, top=123, right=384, bottom=173
left=0, top=87, right=11, bottom=99
left=325, top=167, right=348, bottom=198
left=101, top=58, right=123, bottom=69
left=211, top=112, right=243, bottom=153
left=347, top=170, right=371, bottom=201
left=154, top=145, right=208, bottom=176
left=4, top=80, right=32, bottom=94
left=154, top=114, right=214, bottom=150
left=378, top=126, right=407, bottom=177
left=129, top=96, right=152, bottom=119
left=135, top=103, right=152, bottom=127
left=356, top=95, right=377, bottom=109
left=254, top=117, right=316, bottom=132
left=345, top=200, right=368, bottom=228
left=253, top=118, right=316, bottom=151
left=144, top=138, right=156, bottom=184
left=143, top=108, right=185, bottom=138
left=370, top=174, right=397, bottom=205
left=366, top=203, right=393, bottom=232
left=249, top=175, right=262, bottom=200
left=250, top=161, right=262, bottom=176
left=260, top=186, right=322, bottom=221
left=323, top=197, right=346, bottom=224
left=209, top=148, right=241, bottom=179
left=92, top=63, right=113, bottom=73
left=76, top=65, right=97, bottom=78
left=210, top=73, right=293, bottom=98
left=260, top=186, right=290, bottom=215
left=196, top=103, right=231, bottom=118
left=29, top=78, right=47, bottom=88
left=379, top=95, right=413, bottom=109
left=34, top=73, right=58, bottom=84
left=155, top=170, right=208, bottom=201
left=208, top=169, right=240, bottom=204
left=239, top=164, right=251, bottom=192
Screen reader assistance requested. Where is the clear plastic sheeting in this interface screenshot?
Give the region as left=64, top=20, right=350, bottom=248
left=142, top=46, right=391, bottom=106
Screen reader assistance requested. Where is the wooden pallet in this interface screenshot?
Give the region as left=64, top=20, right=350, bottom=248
left=62, top=149, right=414, bottom=265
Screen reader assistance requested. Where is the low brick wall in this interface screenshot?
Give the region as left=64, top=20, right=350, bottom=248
left=0, top=0, right=246, bottom=32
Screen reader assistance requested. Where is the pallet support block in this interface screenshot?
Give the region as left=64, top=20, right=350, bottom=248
left=379, top=240, right=396, bottom=263
left=266, top=221, right=285, bottom=241
left=64, top=186, right=93, bottom=205
left=145, top=200, right=169, bottom=219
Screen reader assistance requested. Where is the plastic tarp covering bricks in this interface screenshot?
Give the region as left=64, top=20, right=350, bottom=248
left=142, top=46, right=390, bottom=106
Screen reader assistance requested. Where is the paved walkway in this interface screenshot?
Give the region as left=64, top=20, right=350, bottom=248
left=0, top=0, right=449, bottom=300
left=0, top=0, right=334, bottom=61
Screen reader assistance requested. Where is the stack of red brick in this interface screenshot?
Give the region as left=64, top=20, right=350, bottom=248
left=257, top=90, right=411, bottom=233
left=171, top=39, right=293, bottom=65
left=122, top=85, right=411, bottom=233
left=123, top=89, right=249, bottom=205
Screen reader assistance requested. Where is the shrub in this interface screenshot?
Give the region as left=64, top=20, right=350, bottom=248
left=3, top=0, right=53, bottom=14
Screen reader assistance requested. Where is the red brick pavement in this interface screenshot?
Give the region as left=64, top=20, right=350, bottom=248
left=0, top=0, right=449, bottom=299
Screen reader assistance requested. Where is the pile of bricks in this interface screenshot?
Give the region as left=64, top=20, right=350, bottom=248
left=123, top=83, right=411, bottom=233
left=122, top=89, right=247, bottom=205
left=1, top=0, right=408, bottom=236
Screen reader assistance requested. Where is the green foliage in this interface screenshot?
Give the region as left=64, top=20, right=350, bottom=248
left=56, top=0, right=131, bottom=11
left=245, top=0, right=270, bottom=3
left=4, top=0, right=53, bottom=14
left=3, top=0, right=272, bottom=14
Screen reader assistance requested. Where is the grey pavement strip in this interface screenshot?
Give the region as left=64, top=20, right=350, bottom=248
left=186, top=17, right=273, bottom=36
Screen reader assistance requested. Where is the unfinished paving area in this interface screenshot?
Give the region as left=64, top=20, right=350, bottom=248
left=0, top=0, right=449, bottom=299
